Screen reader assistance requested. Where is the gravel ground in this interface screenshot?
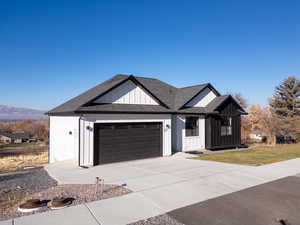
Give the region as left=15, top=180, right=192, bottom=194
left=128, top=214, right=185, bottom=225
left=0, top=168, right=57, bottom=192
left=0, top=168, right=132, bottom=221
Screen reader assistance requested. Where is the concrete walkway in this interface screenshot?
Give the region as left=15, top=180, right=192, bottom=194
left=2, top=155, right=300, bottom=225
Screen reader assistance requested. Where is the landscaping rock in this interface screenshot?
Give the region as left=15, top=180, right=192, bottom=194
left=0, top=167, right=132, bottom=221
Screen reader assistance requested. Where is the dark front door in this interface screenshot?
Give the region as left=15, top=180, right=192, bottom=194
left=94, top=122, right=162, bottom=165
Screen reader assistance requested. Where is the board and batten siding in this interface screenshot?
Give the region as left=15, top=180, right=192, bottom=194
left=172, top=115, right=205, bottom=152
left=94, top=80, right=159, bottom=105
left=80, top=114, right=172, bottom=166
left=49, top=116, right=79, bottom=163
left=186, top=87, right=217, bottom=107
left=205, top=98, right=242, bottom=149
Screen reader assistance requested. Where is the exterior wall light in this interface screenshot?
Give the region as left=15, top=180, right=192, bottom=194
left=86, top=126, right=93, bottom=131
left=164, top=124, right=171, bottom=132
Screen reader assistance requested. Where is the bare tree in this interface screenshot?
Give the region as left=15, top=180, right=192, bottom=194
left=233, top=93, right=248, bottom=109
left=259, top=107, right=281, bottom=145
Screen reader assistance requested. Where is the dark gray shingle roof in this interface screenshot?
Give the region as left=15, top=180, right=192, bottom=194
left=48, top=75, right=128, bottom=114
left=134, top=76, right=178, bottom=109
left=206, top=95, right=230, bottom=112
left=47, top=74, right=244, bottom=115
left=206, top=95, right=247, bottom=114
left=174, top=84, right=208, bottom=110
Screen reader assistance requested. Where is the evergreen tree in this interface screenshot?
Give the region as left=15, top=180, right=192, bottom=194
left=269, top=76, right=300, bottom=118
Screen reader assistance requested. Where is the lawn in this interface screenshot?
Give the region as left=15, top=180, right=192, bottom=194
left=193, top=143, right=300, bottom=166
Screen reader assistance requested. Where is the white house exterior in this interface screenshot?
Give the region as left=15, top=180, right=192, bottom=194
left=47, top=74, right=246, bottom=166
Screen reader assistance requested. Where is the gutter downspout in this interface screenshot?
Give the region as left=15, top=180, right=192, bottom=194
left=78, top=116, right=82, bottom=167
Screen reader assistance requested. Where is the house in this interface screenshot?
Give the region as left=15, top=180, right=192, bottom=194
left=46, top=74, right=247, bottom=166
left=0, top=132, right=30, bottom=144
left=249, top=129, right=264, bottom=142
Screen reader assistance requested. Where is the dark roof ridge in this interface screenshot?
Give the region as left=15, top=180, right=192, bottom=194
left=179, top=83, right=209, bottom=89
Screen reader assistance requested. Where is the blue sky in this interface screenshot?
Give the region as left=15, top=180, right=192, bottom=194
left=1, top=0, right=300, bottom=110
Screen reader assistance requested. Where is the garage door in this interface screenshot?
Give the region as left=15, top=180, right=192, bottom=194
left=94, top=122, right=162, bottom=165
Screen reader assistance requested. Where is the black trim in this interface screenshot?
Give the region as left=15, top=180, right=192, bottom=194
left=180, top=83, right=221, bottom=109
left=82, top=77, right=131, bottom=107
left=214, top=95, right=247, bottom=115
left=129, top=76, right=170, bottom=109
left=47, top=111, right=220, bottom=116
left=82, top=75, right=170, bottom=109
left=46, top=111, right=78, bottom=116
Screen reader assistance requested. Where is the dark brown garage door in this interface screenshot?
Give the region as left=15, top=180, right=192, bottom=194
left=94, top=122, right=162, bottom=165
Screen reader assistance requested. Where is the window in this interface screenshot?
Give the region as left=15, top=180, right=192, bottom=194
left=221, top=117, right=232, bottom=136
left=185, top=117, right=199, bottom=137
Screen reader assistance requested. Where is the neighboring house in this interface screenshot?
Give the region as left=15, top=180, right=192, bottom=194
left=46, top=74, right=247, bottom=166
left=0, top=132, right=30, bottom=144
left=249, top=129, right=264, bottom=141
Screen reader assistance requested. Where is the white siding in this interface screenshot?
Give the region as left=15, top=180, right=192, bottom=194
left=50, top=114, right=171, bottom=166
left=94, top=80, right=159, bottom=105
left=49, top=116, right=79, bottom=163
left=79, top=119, right=94, bottom=166
left=183, top=118, right=205, bottom=151
left=172, top=115, right=205, bottom=152
left=186, top=87, right=217, bottom=107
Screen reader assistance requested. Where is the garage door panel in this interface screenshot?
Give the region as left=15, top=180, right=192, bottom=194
left=98, top=133, right=161, bottom=140
left=100, top=143, right=161, bottom=151
left=103, top=140, right=161, bottom=150
left=99, top=129, right=161, bottom=136
left=111, top=145, right=161, bottom=154
left=99, top=137, right=161, bottom=146
left=94, top=122, right=162, bottom=165
left=111, top=150, right=160, bottom=158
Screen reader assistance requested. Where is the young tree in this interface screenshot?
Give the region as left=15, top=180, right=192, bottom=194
left=269, top=76, right=300, bottom=118
left=247, top=104, right=263, bottom=131
left=245, top=105, right=292, bottom=145
left=259, top=107, right=281, bottom=145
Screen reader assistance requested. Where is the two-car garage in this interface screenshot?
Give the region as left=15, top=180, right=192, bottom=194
left=93, top=122, right=163, bottom=165
left=49, top=115, right=172, bottom=166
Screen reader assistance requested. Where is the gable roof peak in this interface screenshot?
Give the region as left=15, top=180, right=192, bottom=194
left=46, top=74, right=231, bottom=115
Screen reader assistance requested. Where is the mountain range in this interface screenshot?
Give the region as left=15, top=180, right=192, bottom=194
left=0, top=105, right=47, bottom=120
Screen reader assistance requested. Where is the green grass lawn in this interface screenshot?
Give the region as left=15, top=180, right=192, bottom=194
left=193, top=143, right=300, bottom=166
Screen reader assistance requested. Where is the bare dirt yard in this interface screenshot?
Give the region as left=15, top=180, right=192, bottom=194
left=0, top=143, right=48, bottom=173
left=0, top=143, right=132, bottom=221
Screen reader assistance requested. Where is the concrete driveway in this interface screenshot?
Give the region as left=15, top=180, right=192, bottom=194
left=45, top=154, right=251, bottom=193
left=5, top=155, right=300, bottom=225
